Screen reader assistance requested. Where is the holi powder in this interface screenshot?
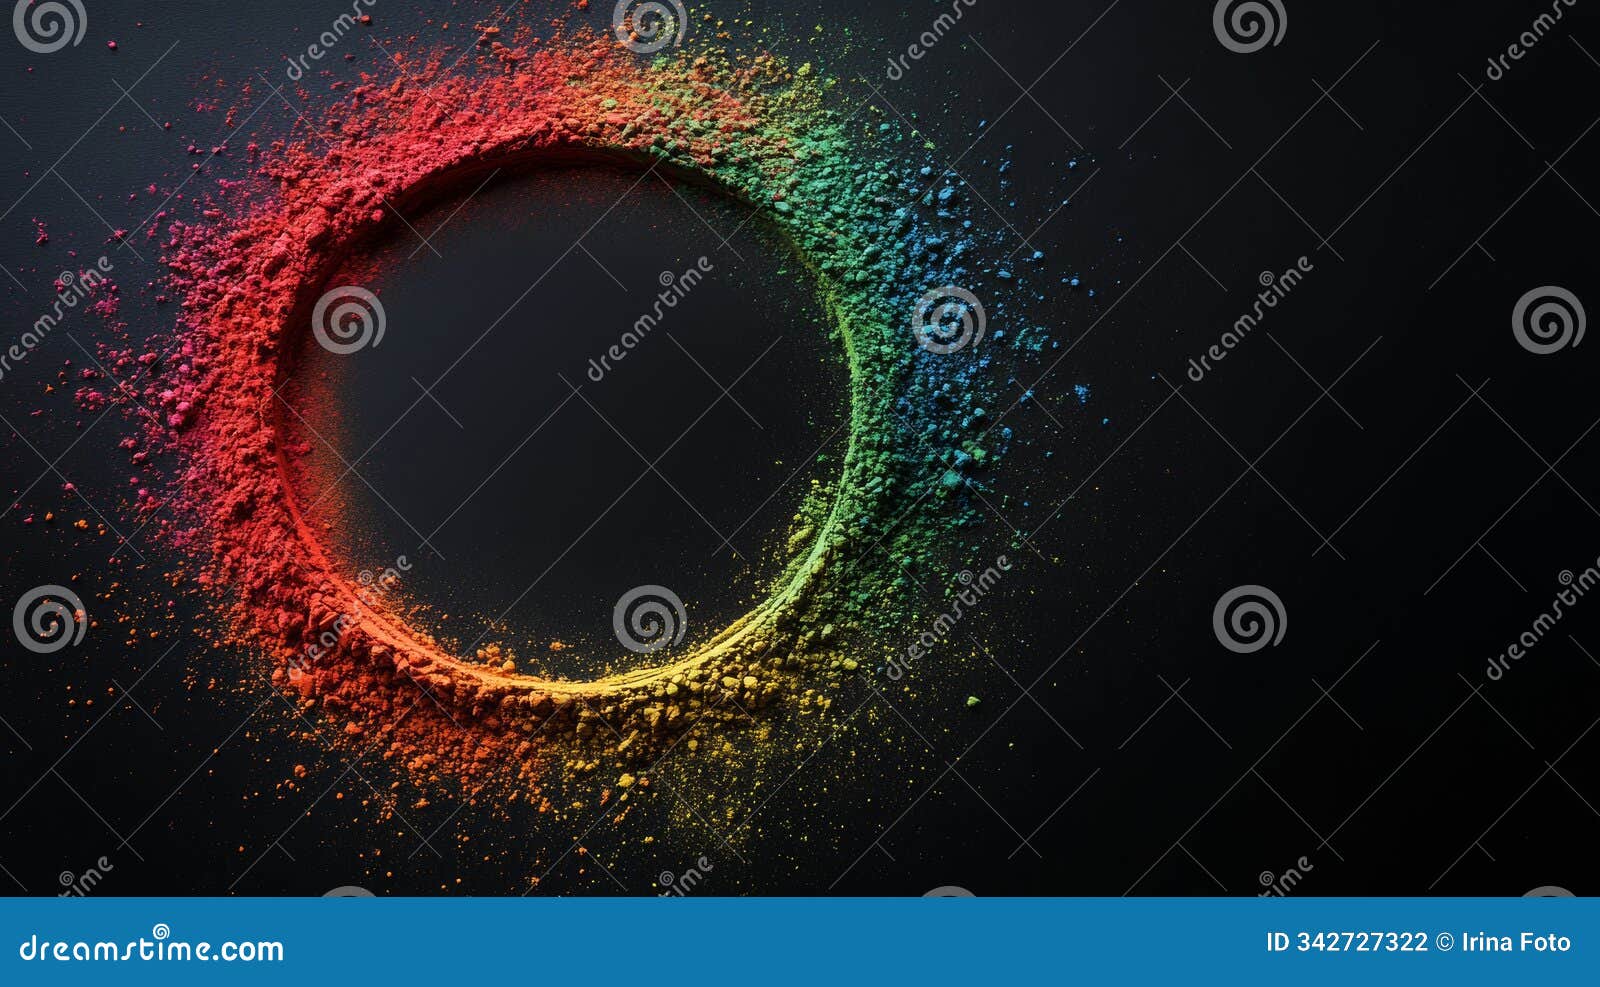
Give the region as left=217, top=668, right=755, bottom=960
left=109, top=16, right=1055, bottom=830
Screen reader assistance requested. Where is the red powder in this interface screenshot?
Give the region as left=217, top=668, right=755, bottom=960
left=132, top=31, right=812, bottom=797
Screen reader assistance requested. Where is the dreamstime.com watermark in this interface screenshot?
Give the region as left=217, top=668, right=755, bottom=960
left=613, top=0, right=687, bottom=54
left=18, top=926, right=283, bottom=964
left=1485, top=0, right=1579, bottom=80
left=885, top=0, right=978, bottom=81
left=0, top=256, right=113, bottom=385
left=1185, top=257, right=1313, bottom=383
left=888, top=556, right=1011, bottom=680
left=613, top=584, right=687, bottom=654
left=287, top=555, right=411, bottom=675
left=912, top=285, right=987, bottom=355
left=312, top=285, right=386, bottom=355
left=658, top=855, right=714, bottom=896
left=1213, top=584, right=1287, bottom=654
left=586, top=257, right=713, bottom=382
left=13, top=583, right=88, bottom=654
left=1259, top=856, right=1314, bottom=897
left=1511, top=286, right=1585, bottom=355
left=1486, top=559, right=1600, bottom=681
left=12, top=0, right=86, bottom=54
left=1213, top=0, right=1287, bottom=54
left=284, top=0, right=376, bottom=81
left=58, top=856, right=114, bottom=897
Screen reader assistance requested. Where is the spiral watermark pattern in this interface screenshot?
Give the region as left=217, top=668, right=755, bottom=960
left=151, top=923, right=171, bottom=941
left=613, top=0, right=688, bottom=54
left=613, top=584, right=688, bottom=654
left=1511, top=286, right=1585, bottom=355
left=13, top=584, right=88, bottom=654
left=1213, top=0, right=1287, bottom=54
left=12, top=0, right=86, bottom=54
left=1212, top=584, right=1287, bottom=654
left=311, top=285, right=386, bottom=355
left=912, top=285, right=986, bottom=355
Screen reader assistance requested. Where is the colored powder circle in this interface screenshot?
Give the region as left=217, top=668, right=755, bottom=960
left=141, top=30, right=1008, bottom=787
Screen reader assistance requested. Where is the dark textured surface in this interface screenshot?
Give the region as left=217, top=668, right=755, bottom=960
left=1, top=0, right=1598, bottom=896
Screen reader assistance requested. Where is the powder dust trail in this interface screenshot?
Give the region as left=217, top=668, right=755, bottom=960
left=116, top=18, right=1033, bottom=815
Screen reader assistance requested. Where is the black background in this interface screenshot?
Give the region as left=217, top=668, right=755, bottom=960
left=2, top=0, right=1599, bottom=896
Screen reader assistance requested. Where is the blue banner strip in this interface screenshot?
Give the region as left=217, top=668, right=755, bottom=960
left=2, top=897, right=1593, bottom=984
